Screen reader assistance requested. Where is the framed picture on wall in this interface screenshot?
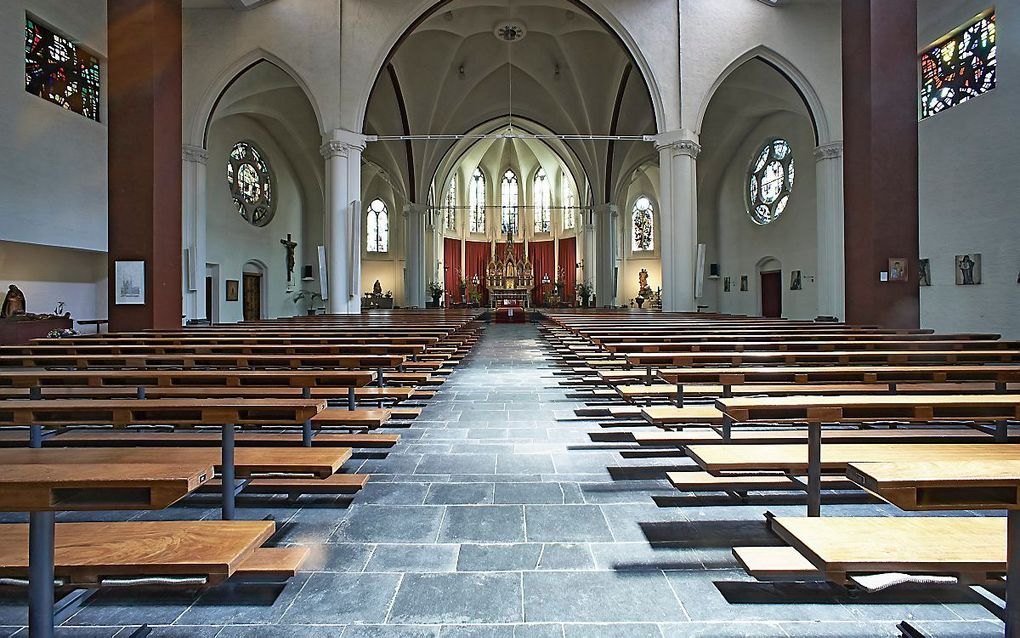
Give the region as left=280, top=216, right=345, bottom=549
left=790, top=270, right=802, bottom=291
left=114, top=260, right=145, bottom=305
left=739, top=275, right=749, bottom=292
left=955, top=254, right=981, bottom=285
left=888, top=258, right=908, bottom=282
left=225, top=279, right=239, bottom=301
left=723, top=277, right=732, bottom=292
left=918, top=259, right=931, bottom=286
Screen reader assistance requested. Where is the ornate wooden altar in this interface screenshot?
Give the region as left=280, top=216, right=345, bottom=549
left=485, top=236, right=534, bottom=308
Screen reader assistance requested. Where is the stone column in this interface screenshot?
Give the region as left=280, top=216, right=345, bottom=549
left=403, top=203, right=427, bottom=308
left=814, top=142, right=845, bottom=319
left=320, top=130, right=367, bottom=314
left=655, top=130, right=700, bottom=312
left=594, top=203, right=619, bottom=307
left=423, top=204, right=441, bottom=303
left=581, top=207, right=597, bottom=297
left=182, top=144, right=207, bottom=323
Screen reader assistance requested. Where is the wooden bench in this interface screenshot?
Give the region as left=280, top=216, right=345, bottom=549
left=35, top=430, right=400, bottom=449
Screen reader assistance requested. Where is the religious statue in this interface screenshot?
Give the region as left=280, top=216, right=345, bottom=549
left=635, top=269, right=652, bottom=308
left=280, top=234, right=297, bottom=284
left=485, top=233, right=534, bottom=308
left=373, top=280, right=383, bottom=296
left=1, top=285, right=26, bottom=318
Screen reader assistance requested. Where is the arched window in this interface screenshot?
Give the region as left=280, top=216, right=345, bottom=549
left=631, top=195, right=654, bottom=252
left=366, top=198, right=389, bottom=253
left=469, top=167, right=486, bottom=233
left=443, top=174, right=457, bottom=231
left=533, top=168, right=551, bottom=233
left=747, top=138, right=795, bottom=225
left=227, top=140, right=275, bottom=227
left=562, top=175, right=576, bottom=230
left=501, top=169, right=519, bottom=235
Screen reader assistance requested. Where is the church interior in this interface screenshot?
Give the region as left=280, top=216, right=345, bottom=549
left=0, top=0, right=1018, bottom=636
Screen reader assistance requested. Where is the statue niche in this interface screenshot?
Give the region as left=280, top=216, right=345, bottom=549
left=485, top=233, right=534, bottom=308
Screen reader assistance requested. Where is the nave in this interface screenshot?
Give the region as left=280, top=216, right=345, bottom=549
left=0, top=317, right=1008, bottom=637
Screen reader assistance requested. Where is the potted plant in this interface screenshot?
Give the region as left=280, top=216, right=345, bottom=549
left=426, top=281, right=444, bottom=307
left=576, top=281, right=593, bottom=308
left=292, top=289, right=323, bottom=315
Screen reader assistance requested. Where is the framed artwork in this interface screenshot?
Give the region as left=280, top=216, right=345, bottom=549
left=225, top=279, right=239, bottom=301
left=739, top=275, right=749, bottom=292
left=955, top=254, right=981, bottom=285
left=790, top=270, right=802, bottom=291
left=114, top=260, right=145, bottom=305
left=723, top=277, right=732, bottom=292
left=888, top=258, right=908, bottom=282
left=918, top=259, right=931, bottom=286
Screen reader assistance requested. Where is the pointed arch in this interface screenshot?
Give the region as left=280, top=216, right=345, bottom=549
left=189, top=48, right=325, bottom=148
left=694, top=45, right=831, bottom=146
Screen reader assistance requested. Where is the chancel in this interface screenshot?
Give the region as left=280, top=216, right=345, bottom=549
left=0, top=1, right=1018, bottom=636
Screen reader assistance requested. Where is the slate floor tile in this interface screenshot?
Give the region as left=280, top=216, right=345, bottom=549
left=332, top=505, right=446, bottom=543
left=524, top=505, right=614, bottom=542
left=425, top=483, right=495, bottom=505
left=278, top=572, right=401, bottom=624
left=523, top=571, right=686, bottom=622
left=387, top=573, right=523, bottom=624
left=365, top=543, right=460, bottom=572
left=438, top=506, right=526, bottom=543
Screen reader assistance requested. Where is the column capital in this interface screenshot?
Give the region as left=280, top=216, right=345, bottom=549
left=320, top=129, right=369, bottom=159
left=182, top=144, right=208, bottom=165
left=652, top=129, right=701, bottom=159
left=813, top=141, right=844, bottom=161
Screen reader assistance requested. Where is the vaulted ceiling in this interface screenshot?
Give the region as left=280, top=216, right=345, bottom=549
left=363, top=0, right=657, bottom=207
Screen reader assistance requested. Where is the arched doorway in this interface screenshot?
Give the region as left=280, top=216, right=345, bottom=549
left=242, top=260, right=266, bottom=321
left=757, top=256, right=782, bottom=318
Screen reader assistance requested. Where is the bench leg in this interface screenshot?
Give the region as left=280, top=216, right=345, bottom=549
left=1008, top=509, right=1020, bottom=638
left=301, top=388, right=313, bottom=447
left=807, top=420, right=822, bottom=518
left=348, top=387, right=356, bottom=411
left=221, top=424, right=236, bottom=520
left=28, top=510, right=55, bottom=638
left=675, top=384, right=684, bottom=408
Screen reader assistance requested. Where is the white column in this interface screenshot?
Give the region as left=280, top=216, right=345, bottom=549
left=181, top=144, right=207, bottom=323
left=320, top=131, right=367, bottom=314
left=654, top=130, right=700, bottom=312
left=581, top=207, right=597, bottom=296
left=594, top=203, right=618, bottom=307
left=424, top=205, right=441, bottom=304
left=404, top=203, right=427, bottom=308
left=815, top=142, right=845, bottom=320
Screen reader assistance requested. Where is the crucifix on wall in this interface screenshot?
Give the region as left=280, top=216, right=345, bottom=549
left=280, top=233, right=297, bottom=290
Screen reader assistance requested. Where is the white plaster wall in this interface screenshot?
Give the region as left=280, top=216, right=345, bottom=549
left=0, top=0, right=107, bottom=252
left=0, top=240, right=106, bottom=323
left=713, top=113, right=818, bottom=319
left=360, top=170, right=407, bottom=305
left=917, top=0, right=1020, bottom=339
left=617, top=164, right=661, bottom=305
left=206, top=116, right=307, bottom=322
left=681, top=0, right=842, bottom=142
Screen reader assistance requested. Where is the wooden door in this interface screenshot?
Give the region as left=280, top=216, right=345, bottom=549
left=760, top=271, right=782, bottom=318
left=204, top=276, right=213, bottom=322
left=242, top=273, right=262, bottom=321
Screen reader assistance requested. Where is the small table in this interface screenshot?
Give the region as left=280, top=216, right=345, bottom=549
left=75, top=319, right=108, bottom=334
left=848, top=459, right=1020, bottom=638
left=0, top=461, right=213, bottom=638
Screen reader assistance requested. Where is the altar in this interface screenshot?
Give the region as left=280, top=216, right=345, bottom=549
left=485, top=235, right=534, bottom=309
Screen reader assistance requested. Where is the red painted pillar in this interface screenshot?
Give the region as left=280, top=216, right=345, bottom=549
left=107, top=0, right=183, bottom=330
left=842, top=0, right=919, bottom=329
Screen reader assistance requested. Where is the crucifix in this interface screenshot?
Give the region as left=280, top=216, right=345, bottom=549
left=280, top=233, right=297, bottom=286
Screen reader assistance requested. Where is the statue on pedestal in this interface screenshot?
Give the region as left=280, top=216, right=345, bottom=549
left=1, top=285, right=26, bottom=318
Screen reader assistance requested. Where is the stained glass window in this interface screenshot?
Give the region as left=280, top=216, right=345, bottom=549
left=920, top=12, right=996, bottom=120
left=746, top=138, right=794, bottom=225
left=501, top=169, right=519, bottom=235
left=469, top=168, right=486, bottom=233
left=562, top=175, right=576, bottom=230
left=25, top=17, right=101, bottom=122
left=534, top=168, right=551, bottom=233
left=366, top=198, right=389, bottom=253
left=444, top=174, right=457, bottom=231
left=227, top=141, right=275, bottom=226
left=632, top=196, right=654, bottom=252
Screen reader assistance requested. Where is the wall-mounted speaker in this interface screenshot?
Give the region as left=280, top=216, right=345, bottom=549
left=708, top=263, right=720, bottom=278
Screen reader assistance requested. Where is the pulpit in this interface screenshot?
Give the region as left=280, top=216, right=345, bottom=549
left=486, top=235, right=534, bottom=308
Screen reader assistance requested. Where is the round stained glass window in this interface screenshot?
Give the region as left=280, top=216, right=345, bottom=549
left=227, top=140, right=275, bottom=227
left=746, top=138, right=794, bottom=225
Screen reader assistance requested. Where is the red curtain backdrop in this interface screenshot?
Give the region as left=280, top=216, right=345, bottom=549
left=443, top=238, right=461, bottom=306
left=530, top=240, right=555, bottom=306
left=464, top=240, right=491, bottom=305
left=558, top=237, right=577, bottom=304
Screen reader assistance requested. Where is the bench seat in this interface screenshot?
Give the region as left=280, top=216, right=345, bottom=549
left=0, top=520, right=276, bottom=587
left=640, top=405, right=725, bottom=425
left=632, top=427, right=1016, bottom=446
left=205, top=473, right=369, bottom=494
left=733, top=546, right=822, bottom=580
left=36, top=430, right=399, bottom=448
left=666, top=471, right=855, bottom=491
left=234, top=547, right=309, bottom=579
left=311, top=409, right=391, bottom=429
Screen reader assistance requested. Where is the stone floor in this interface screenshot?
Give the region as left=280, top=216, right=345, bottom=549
left=0, top=322, right=1006, bottom=636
